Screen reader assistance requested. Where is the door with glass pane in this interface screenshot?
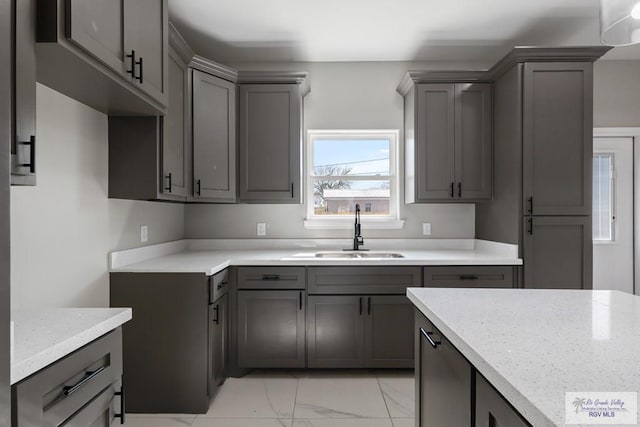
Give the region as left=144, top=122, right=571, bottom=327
left=593, top=137, right=634, bottom=293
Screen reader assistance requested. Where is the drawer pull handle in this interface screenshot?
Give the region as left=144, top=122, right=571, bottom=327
left=213, top=304, right=220, bottom=324
left=420, top=328, right=441, bottom=349
left=217, top=280, right=228, bottom=290
left=459, top=275, right=479, bottom=280
left=63, top=366, right=106, bottom=396
left=261, top=274, right=280, bottom=281
left=115, top=386, right=125, bottom=424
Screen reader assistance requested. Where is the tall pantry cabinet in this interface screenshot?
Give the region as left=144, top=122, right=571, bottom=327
left=475, top=47, right=610, bottom=290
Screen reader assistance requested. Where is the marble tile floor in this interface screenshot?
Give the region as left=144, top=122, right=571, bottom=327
left=123, top=370, right=414, bottom=427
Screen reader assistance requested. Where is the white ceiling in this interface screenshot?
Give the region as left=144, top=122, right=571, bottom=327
left=169, top=0, right=640, bottom=64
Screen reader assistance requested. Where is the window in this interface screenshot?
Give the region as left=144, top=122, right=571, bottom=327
left=304, top=130, right=402, bottom=229
left=593, top=153, right=615, bottom=241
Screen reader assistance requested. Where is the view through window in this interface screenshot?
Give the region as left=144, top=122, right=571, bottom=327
left=593, top=153, right=614, bottom=241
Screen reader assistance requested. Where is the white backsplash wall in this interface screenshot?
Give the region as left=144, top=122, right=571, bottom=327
left=10, top=84, right=185, bottom=310
left=185, top=61, right=476, bottom=239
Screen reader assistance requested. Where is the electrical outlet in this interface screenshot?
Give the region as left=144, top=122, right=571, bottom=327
left=256, top=222, right=267, bottom=236
left=422, top=223, right=432, bottom=236
left=140, top=225, right=148, bottom=243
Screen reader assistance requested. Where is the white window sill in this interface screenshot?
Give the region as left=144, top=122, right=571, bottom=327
left=304, top=218, right=405, bottom=230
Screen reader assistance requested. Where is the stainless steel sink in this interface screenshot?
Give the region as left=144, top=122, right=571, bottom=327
left=314, top=252, right=404, bottom=259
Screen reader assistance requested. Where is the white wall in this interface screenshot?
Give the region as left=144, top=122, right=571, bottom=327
left=594, top=60, right=640, bottom=127
left=10, top=85, right=185, bottom=310
left=185, top=61, right=476, bottom=239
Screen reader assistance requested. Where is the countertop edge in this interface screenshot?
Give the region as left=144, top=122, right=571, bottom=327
left=11, top=308, right=133, bottom=385
left=407, top=289, right=555, bottom=427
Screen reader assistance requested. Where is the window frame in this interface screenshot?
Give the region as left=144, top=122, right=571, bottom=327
left=304, top=129, right=403, bottom=229
left=592, top=151, right=616, bottom=244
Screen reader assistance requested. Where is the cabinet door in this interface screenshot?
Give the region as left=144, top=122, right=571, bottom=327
left=364, top=296, right=413, bottom=368
left=476, top=374, right=530, bottom=427
left=523, top=62, right=593, bottom=215
left=123, top=0, right=167, bottom=103
left=307, top=295, right=365, bottom=368
left=523, top=216, right=592, bottom=289
left=192, top=70, right=237, bottom=201
left=455, top=83, right=492, bottom=200
left=11, top=0, right=36, bottom=185
left=160, top=46, right=188, bottom=197
left=415, top=313, right=472, bottom=427
left=415, top=83, right=455, bottom=200
left=237, top=290, right=305, bottom=368
left=66, top=0, right=126, bottom=76
left=239, top=84, right=301, bottom=203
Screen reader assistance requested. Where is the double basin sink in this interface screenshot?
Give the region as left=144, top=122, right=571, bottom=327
left=313, top=251, right=404, bottom=259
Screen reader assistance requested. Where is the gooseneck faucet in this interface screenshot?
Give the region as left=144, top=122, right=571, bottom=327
left=353, top=204, right=365, bottom=250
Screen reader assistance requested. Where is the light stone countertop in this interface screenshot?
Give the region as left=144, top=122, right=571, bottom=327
left=11, top=308, right=132, bottom=385
left=407, top=288, right=640, bottom=427
left=109, top=239, right=522, bottom=276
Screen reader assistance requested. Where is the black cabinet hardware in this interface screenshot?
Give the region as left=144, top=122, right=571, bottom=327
left=62, top=366, right=105, bottom=396
left=19, top=135, right=35, bottom=173
left=136, top=56, right=143, bottom=83
left=164, top=172, right=172, bottom=192
left=217, top=280, right=228, bottom=290
left=450, top=182, right=454, bottom=198
left=196, top=179, right=201, bottom=196
left=126, top=50, right=136, bottom=78
left=213, top=304, right=219, bottom=324
left=291, top=182, right=294, bottom=198
left=299, top=292, right=303, bottom=310
left=261, top=274, right=281, bottom=281
left=459, top=275, right=479, bottom=280
left=458, top=182, right=462, bottom=198
left=527, top=218, right=533, bottom=235
left=114, top=386, right=125, bottom=424
left=527, top=196, right=533, bottom=214
left=420, top=328, right=441, bottom=349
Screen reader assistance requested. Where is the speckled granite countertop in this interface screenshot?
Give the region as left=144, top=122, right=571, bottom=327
left=407, top=288, right=640, bottom=427
left=11, top=308, right=132, bottom=384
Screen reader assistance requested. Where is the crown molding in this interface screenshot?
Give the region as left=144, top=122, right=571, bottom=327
left=168, top=22, right=194, bottom=64
left=237, top=71, right=310, bottom=96
left=189, top=56, right=238, bottom=82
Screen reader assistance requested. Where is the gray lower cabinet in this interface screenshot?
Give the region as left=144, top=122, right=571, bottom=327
left=192, top=69, right=237, bottom=202
left=12, top=329, right=125, bottom=426
left=415, top=312, right=472, bottom=426
left=238, top=79, right=307, bottom=203
left=476, top=374, right=530, bottom=427
left=307, top=295, right=414, bottom=368
left=523, top=216, right=592, bottom=289
left=110, top=272, right=225, bottom=413
left=423, top=266, right=517, bottom=288
left=237, top=290, right=306, bottom=368
left=209, top=293, right=227, bottom=399
left=11, top=0, right=36, bottom=186
left=400, top=80, right=492, bottom=202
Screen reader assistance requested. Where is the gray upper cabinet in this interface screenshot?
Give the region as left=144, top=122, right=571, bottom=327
left=523, top=216, right=592, bottom=289
left=401, top=79, right=492, bottom=202
left=11, top=0, right=36, bottom=186
left=238, top=73, right=309, bottom=203
left=237, top=290, right=305, bottom=368
left=192, top=69, right=237, bottom=202
left=522, top=62, right=592, bottom=216
left=476, top=374, right=530, bottom=427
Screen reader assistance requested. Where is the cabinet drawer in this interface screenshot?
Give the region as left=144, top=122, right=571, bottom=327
left=237, top=267, right=306, bottom=289
left=210, top=268, right=230, bottom=303
left=13, top=329, right=123, bottom=426
left=308, top=267, right=421, bottom=294
left=423, top=266, right=515, bottom=288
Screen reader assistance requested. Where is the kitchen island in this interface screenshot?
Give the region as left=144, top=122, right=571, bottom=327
left=407, top=288, right=640, bottom=426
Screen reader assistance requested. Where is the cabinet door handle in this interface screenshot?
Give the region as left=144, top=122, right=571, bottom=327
left=261, top=274, right=281, bottom=281
left=114, top=386, right=125, bottom=424
left=450, top=182, right=454, bottom=198
left=19, top=135, right=36, bottom=173
left=135, top=57, right=143, bottom=83
left=458, top=182, right=462, bottom=198
left=459, top=275, right=479, bottom=280
left=527, top=196, right=533, bottom=214
left=196, top=179, right=201, bottom=196
left=359, top=297, right=363, bottom=315
left=63, top=366, right=105, bottom=396
left=126, top=50, right=136, bottom=78
left=291, top=182, right=294, bottom=198
left=217, top=280, right=228, bottom=290
left=165, top=172, right=172, bottom=192
left=299, top=292, right=303, bottom=310
left=420, top=328, right=441, bottom=349
left=213, top=304, right=219, bottom=324
left=527, top=218, right=533, bottom=235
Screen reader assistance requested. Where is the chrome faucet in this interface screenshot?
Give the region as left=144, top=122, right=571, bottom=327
left=352, top=204, right=365, bottom=251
